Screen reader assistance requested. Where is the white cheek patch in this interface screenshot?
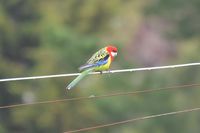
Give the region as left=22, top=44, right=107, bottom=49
left=111, top=52, right=117, bottom=57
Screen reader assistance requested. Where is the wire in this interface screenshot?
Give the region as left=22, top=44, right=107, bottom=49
left=64, top=107, right=200, bottom=133
left=0, top=83, right=199, bottom=109
left=0, top=62, right=200, bottom=82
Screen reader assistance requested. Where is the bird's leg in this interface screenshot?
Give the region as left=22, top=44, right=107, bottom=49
left=96, top=70, right=103, bottom=74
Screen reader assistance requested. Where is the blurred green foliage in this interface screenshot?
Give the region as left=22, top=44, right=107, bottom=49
left=0, top=0, right=200, bottom=133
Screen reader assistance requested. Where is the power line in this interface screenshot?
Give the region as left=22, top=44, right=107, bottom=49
left=0, top=83, right=199, bottom=109
left=64, top=107, right=200, bottom=133
left=0, top=62, right=200, bottom=82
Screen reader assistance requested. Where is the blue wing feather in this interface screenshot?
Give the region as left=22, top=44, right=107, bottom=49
left=79, top=64, right=96, bottom=71
left=79, top=55, right=109, bottom=71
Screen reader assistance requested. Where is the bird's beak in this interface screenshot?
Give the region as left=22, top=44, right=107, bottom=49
left=111, top=52, right=117, bottom=57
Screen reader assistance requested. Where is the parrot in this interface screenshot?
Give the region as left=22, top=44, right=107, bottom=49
left=66, top=45, right=118, bottom=90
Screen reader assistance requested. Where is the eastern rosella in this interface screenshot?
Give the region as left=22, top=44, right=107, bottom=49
left=66, top=45, right=118, bottom=90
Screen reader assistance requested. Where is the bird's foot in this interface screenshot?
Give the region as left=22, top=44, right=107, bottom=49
left=96, top=70, right=103, bottom=74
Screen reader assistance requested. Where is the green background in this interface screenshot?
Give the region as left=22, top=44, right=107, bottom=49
left=0, top=0, right=200, bottom=132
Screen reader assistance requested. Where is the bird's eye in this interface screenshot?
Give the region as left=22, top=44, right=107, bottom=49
left=112, top=49, right=117, bottom=52
left=112, top=50, right=115, bottom=51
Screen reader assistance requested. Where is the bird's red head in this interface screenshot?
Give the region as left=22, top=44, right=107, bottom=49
left=106, top=45, right=118, bottom=61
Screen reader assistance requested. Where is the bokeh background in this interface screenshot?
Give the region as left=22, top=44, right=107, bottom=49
left=0, top=0, right=200, bottom=132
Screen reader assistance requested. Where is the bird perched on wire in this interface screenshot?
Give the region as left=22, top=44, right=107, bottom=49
left=66, top=45, right=118, bottom=90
